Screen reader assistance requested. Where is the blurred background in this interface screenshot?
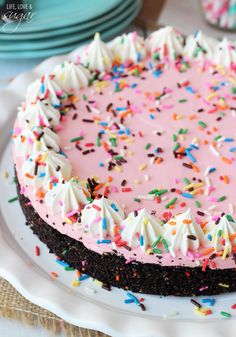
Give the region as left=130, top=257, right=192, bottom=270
left=1, top=0, right=236, bottom=89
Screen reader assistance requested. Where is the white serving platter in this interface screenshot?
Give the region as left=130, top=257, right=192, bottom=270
left=0, top=44, right=236, bottom=337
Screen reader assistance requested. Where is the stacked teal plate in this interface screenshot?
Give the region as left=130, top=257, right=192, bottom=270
left=0, top=0, right=142, bottom=59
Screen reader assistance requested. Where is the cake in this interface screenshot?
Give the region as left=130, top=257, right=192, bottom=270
left=12, top=27, right=236, bottom=296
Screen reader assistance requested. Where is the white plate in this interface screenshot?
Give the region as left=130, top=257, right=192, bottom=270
left=0, top=47, right=236, bottom=337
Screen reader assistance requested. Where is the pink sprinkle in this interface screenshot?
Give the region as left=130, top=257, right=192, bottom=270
left=94, top=216, right=101, bottom=223
left=66, top=210, right=78, bottom=217
left=199, top=286, right=208, bottom=292
left=110, top=186, right=118, bottom=193
left=208, top=197, right=217, bottom=202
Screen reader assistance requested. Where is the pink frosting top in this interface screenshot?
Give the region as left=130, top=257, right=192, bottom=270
left=13, top=57, right=236, bottom=270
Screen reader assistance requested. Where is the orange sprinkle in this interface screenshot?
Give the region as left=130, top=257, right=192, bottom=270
left=113, top=225, right=118, bottom=236
left=172, top=229, right=176, bottom=235
left=192, top=164, right=200, bottom=172
left=115, top=275, right=120, bottom=281
left=222, top=156, right=232, bottom=164
left=155, top=157, right=163, bottom=164
left=203, top=140, right=208, bottom=145
left=37, top=190, right=45, bottom=199
left=107, top=176, right=113, bottom=182
left=223, top=175, right=229, bottom=184
left=183, top=219, right=192, bottom=224
left=25, top=173, right=34, bottom=179
left=201, top=247, right=215, bottom=256
left=169, top=221, right=176, bottom=226
left=229, top=233, right=236, bottom=241
left=232, top=246, right=236, bottom=252
left=94, top=183, right=104, bottom=191
left=50, top=272, right=58, bottom=278
left=189, top=114, right=196, bottom=120
left=76, top=270, right=81, bottom=278
left=172, top=113, right=177, bottom=120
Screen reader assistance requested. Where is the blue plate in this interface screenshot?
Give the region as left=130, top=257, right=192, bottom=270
left=0, top=0, right=123, bottom=33
left=0, top=0, right=130, bottom=40
left=0, top=0, right=137, bottom=51
left=0, top=0, right=142, bottom=59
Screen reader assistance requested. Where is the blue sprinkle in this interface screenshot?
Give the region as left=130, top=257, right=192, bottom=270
left=131, top=83, right=137, bottom=88
left=149, top=114, right=155, bottom=120
left=99, top=162, right=104, bottom=167
left=212, top=86, right=220, bottom=91
left=153, top=70, right=162, bottom=78
left=10, top=129, right=13, bottom=135
left=56, top=259, right=69, bottom=267
left=100, top=122, right=108, bottom=126
left=118, top=130, right=125, bottom=134
left=137, top=52, right=141, bottom=62
left=127, top=292, right=140, bottom=305
left=99, top=130, right=105, bottom=134
left=208, top=167, right=216, bottom=173
left=116, top=107, right=126, bottom=111
left=229, top=147, right=236, bottom=152
left=79, top=274, right=90, bottom=281
left=124, top=299, right=135, bottom=304
left=102, top=218, right=107, bottom=230
left=182, top=192, right=194, bottom=199
left=111, top=203, right=119, bottom=212
left=59, top=150, right=68, bottom=158
left=140, top=235, right=144, bottom=246
left=149, top=62, right=153, bottom=70
left=97, top=239, right=112, bottom=244
left=202, top=298, right=215, bottom=306
left=224, top=138, right=234, bottom=142
left=190, top=144, right=199, bottom=150
left=207, top=234, right=212, bottom=241
left=41, top=83, right=45, bottom=94
left=186, top=149, right=196, bottom=163
left=39, top=172, right=46, bottom=178
left=126, top=128, right=131, bottom=135
left=185, top=86, right=196, bottom=94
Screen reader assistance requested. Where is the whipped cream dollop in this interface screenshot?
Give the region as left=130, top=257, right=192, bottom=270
left=81, top=32, right=113, bottom=72
left=121, top=208, right=163, bottom=251
left=81, top=196, right=124, bottom=239
left=22, top=150, right=72, bottom=191
left=183, top=30, right=217, bottom=62
left=14, top=126, right=60, bottom=157
left=206, top=214, right=236, bottom=254
left=25, top=75, right=66, bottom=107
left=146, top=26, right=184, bottom=61
left=163, top=209, right=204, bottom=256
left=53, top=61, right=92, bottom=91
left=110, top=32, right=146, bottom=63
left=45, top=178, right=90, bottom=218
left=18, top=100, right=61, bottom=129
left=212, top=38, right=236, bottom=69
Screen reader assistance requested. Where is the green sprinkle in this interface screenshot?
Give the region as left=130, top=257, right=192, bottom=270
left=183, top=177, right=190, bottom=184
left=173, top=143, right=180, bottom=152
left=178, top=128, right=183, bottom=134
left=220, top=311, right=231, bottom=318
left=195, top=200, right=201, bottom=208
left=87, top=197, right=93, bottom=202
left=64, top=266, right=75, bottom=271
left=153, top=248, right=162, bottom=254
left=217, top=195, right=227, bottom=202
left=173, top=134, right=177, bottom=141
left=70, top=136, right=84, bottom=142
left=165, top=197, right=177, bottom=209
left=231, top=87, right=236, bottom=94
left=152, top=235, right=162, bottom=248
left=217, top=229, right=223, bottom=237
left=134, top=198, right=141, bottom=203
left=148, top=188, right=159, bottom=195
left=96, top=137, right=101, bottom=147
left=82, top=94, right=87, bottom=101
left=62, top=249, right=68, bottom=256
left=114, top=155, right=123, bottom=160
left=109, top=138, right=117, bottom=147
left=156, top=189, right=168, bottom=196
left=162, top=238, right=169, bottom=252
left=198, top=121, right=207, bottom=128
left=145, top=143, right=151, bottom=150
left=226, top=214, right=234, bottom=222
left=214, top=135, right=222, bottom=141
left=178, top=99, right=187, bottom=103
left=8, top=196, right=18, bottom=203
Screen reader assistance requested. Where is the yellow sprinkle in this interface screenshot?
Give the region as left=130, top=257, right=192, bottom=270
left=206, top=93, right=217, bottom=100
left=139, top=163, right=147, bottom=171
left=219, top=283, right=229, bottom=288
left=125, top=138, right=134, bottom=144
left=66, top=218, right=73, bottom=224
left=2, top=171, right=9, bottom=180
left=114, top=166, right=122, bottom=173
left=145, top=248, right=152, bottom=255
left=71, top=280, right=80, bottom=287
left=176, top=114, right=184, bottom=120
left=143, top=218, right=148, bottom=225
left=94, top=279, right=103, bottom=286
left=179, top=135, right=185, bottom=141
left=222, top=246, right=229, bottom=260
left=134, top=179, right=141, bottom=184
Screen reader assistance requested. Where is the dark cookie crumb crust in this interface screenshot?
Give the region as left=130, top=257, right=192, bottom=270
left=16, top=177, right=236, bottom=296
